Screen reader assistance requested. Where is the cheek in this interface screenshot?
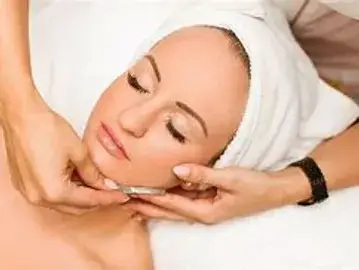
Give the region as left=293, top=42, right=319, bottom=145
left=95, top=87, right=126, bottom=115
left=132, top=139, right=185, bottom=187
left=131, top=133, right=208, bottom=185
left=137, top=128, right=208, bottom=165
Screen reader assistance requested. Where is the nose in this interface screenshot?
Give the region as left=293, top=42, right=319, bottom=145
left=117, top=101, right=160, bottom=138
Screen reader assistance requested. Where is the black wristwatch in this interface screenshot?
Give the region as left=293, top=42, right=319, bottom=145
left=289, top=157, right=328, bottom=206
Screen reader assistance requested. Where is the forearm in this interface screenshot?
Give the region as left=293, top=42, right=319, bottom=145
left=0, top=0, right=35, bottom=105
left=318, top=0, right=359, bottom=20
left=277, top=124, right=359, bottom=205
left=310, top=123, right=359, bottom=190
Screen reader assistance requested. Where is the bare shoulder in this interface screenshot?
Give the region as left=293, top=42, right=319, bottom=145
left=63, top=206, right=153, bottom=270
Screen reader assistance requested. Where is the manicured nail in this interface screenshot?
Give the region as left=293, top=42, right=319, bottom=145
left=104, top=178, right=119, bottom=190
left=173, top=166, right=190, bottom=178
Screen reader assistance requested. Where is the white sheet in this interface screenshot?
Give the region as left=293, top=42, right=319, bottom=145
left=150, top=187, right=359, bottom=270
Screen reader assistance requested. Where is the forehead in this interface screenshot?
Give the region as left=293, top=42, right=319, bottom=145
left=148, top=26, right=249, bottom=136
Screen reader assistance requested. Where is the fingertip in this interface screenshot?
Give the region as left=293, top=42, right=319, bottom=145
left=173, top=165, right=191, bottom=179
left=109, top=190, right=131, bottom=203
left=104, top=178, right=119, bottom=190
left=118, top=197, right=131, bottom=204
left=71, top=186, right=130, bottom=207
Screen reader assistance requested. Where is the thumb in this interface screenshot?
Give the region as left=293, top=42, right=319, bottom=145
left=73, top=155, right=106, bottom=190
left=173, top=164, right=238, bottom=190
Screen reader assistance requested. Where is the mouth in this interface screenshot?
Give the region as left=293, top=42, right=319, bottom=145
left=96, top=122, right=130, bottom=160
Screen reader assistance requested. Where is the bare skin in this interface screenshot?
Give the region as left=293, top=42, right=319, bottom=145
left=0, top=127, right=152, bottom=270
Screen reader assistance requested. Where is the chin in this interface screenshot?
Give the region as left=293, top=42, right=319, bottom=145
left=85, top=136, right=141, bottom=186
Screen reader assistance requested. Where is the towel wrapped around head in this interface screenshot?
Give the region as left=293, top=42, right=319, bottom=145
left=131, top=1, right=359, bottom=171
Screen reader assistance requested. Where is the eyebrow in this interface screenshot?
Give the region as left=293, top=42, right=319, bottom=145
left=176, top=101, right=208, bottom=137
left=145, top=55, right=161, bottom=82
left=144, top=54, right=207, bottom=137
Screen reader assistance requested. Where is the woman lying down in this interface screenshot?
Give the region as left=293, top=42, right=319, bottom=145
left=1, top=2, right=358, bottom=269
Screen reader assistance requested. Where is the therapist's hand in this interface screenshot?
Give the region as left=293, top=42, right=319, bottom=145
left=0, top=91, right=129, bottom=214
left=126, top=164, right=310, bottom=224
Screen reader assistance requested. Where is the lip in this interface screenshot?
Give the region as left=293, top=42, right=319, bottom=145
left=97, top=122, right=130, bottom=160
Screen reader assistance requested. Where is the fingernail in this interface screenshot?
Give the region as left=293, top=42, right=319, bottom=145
left=173, top=166, right=190, bottom=178
left=104, top=178, right=119, bottom=190
left=121, top=196, right=131, bottom=203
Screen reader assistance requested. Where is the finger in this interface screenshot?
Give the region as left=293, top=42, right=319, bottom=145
left=170, top=188, right=201, bottom=199
left=125, top=201, right=190, bottom=222
left=62, top=185, right=130, bottom=208
left=173, top=164, right=239, bottom=191
left=170, top=187, right=216, bottom=200
left=50, top=204, right=98, bottom=215
left=197, top=188, right=217, bottom=199
left=180, top=181, right=199, bottom=191
left=66, top=132, right=106, bottom=190
left=136, top=193, right=215, bottom=221
left=71, top=151, right=106, bottom=190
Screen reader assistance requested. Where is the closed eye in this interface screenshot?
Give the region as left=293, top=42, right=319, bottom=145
left=166, top=120, right=186, bottom=144
left=127, top=73, right=150, bottom=94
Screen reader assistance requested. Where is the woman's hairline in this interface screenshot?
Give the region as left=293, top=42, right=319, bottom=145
left=205, top=25, right=251, bottom=79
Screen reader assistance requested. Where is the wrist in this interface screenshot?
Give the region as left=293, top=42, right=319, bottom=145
left=0, top=73, right=36, bottom=107
left=271, top=167, right=312, bottom=206
left=0, top=83, right=48, bottom=126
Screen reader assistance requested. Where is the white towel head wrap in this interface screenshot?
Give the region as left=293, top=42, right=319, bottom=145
left=131, top=1, right=359, bottom=171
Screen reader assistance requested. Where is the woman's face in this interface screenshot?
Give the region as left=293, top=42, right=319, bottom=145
left=83, top=26, right=249, bottom=189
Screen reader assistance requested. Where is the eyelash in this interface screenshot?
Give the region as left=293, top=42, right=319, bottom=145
left=166, top=119, right=186, bottom=144
left=127, top=73, right=150, bottom=94
left=127, top=72, right=186, bottom=144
